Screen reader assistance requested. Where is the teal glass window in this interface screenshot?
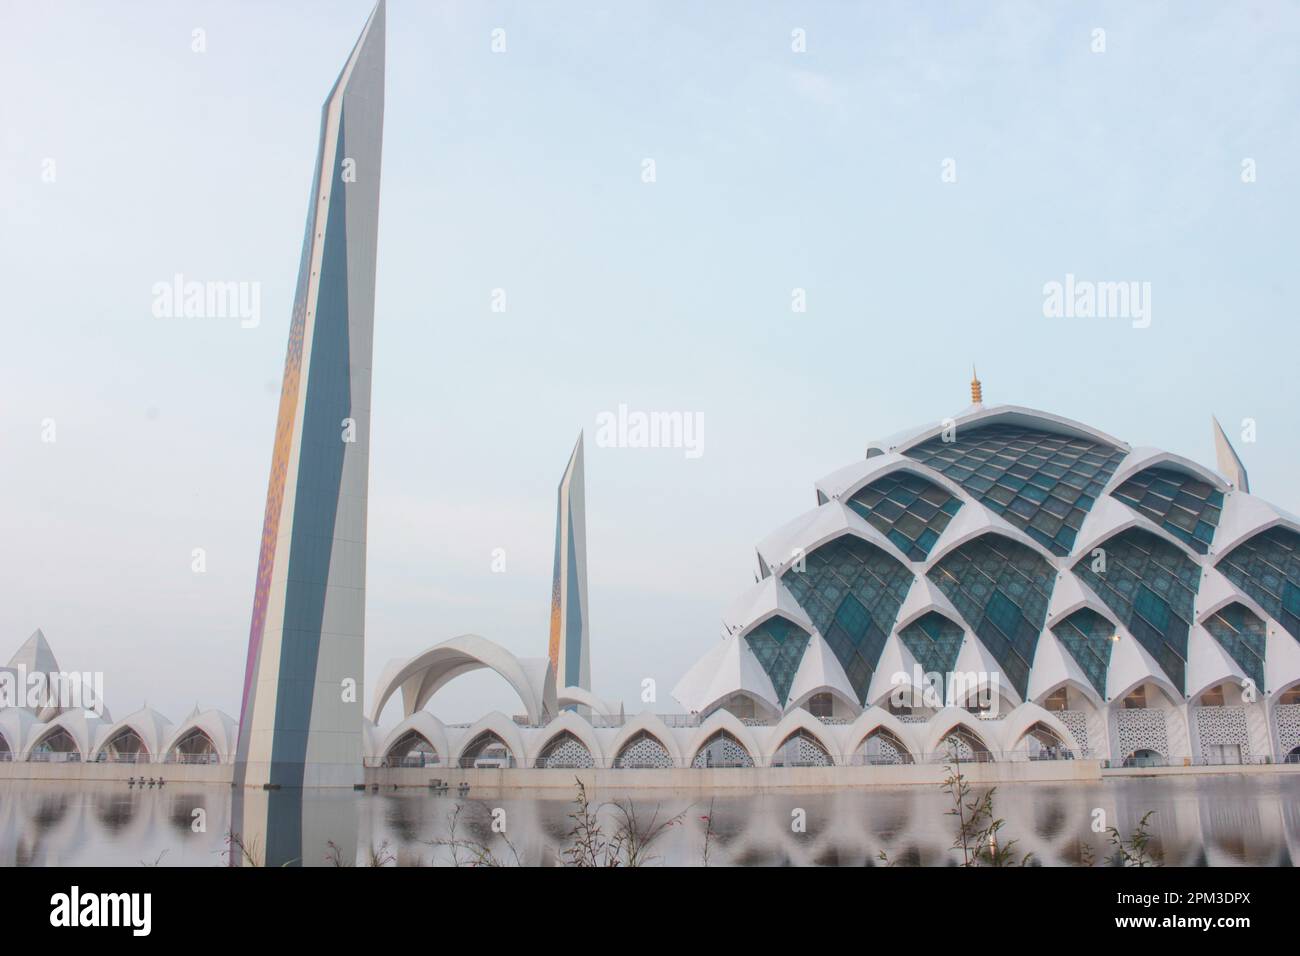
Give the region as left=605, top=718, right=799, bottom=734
left=1049, top=607, right=1115, bottom=697
left=743, top=616, right=811, bottom=706
left=1202, top=602, right=1267, bottom=692
left=845, top=470, right=962, bottom=561
left=897, top=612, right=965, bottom=694
left=1073, top=528, right=1200, bottom=693
left=904, top=424, right=1125, bottom=556
left=1217, top=526, right=1300, bottom=645
left=781, top=534, right=914, bottom=705
left=1110, top=467, right=1223, bottom=554
left=926, top=534, right=1056, bottom=698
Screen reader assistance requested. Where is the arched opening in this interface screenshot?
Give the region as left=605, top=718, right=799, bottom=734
left=937, top=725, right=993, bottom=763
left=0, top=733, right=11, bottom=762
left=169, top=728, right=219, bottom=764
left=29, top=728, right=80, bottom=763
left=771, top=729, right=832, bottom=768
left=703, top=691, right=781, bottom=724
left=1113, top=680, right=1179, bottom=767
left=99, top=728, right=149, bottom=764
left=849, top=727, right=913, bottom=766
left=1123, top=748, right=1165, bottom=768
left=384, top=730, right=439, bottom=768
left=535, top=731, right=594, bottom=769
left=1020, top=722, right=1072, bottom=761
left=1285, top=745, right=1300, bottom=765
left=613, top=731, right=673, bottom=769
left=691, top=730, right=754, bottom=768
left=458, top=731, right=515, bottom=769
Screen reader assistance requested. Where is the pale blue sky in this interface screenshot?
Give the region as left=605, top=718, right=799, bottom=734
left=1, top=0, right=1297, bottom=723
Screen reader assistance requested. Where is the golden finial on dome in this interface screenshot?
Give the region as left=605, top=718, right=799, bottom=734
left=970, top=366, right=983, bottom=405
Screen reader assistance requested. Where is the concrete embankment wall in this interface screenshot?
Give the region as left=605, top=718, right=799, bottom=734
left=366, top=759, right=1105, bottom=791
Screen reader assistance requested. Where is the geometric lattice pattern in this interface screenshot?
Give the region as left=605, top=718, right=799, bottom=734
left=1115, top=707, right=1169, bottom=761
left=743, top=616, right=811, bottom=706
left=1074, top=528, right=1201, bottom=694
left=896, top=612, right=965, bottom=694
left=773, top=730, right=832, bottom=767
left=1277, top=704, right=1300, bottom=758
left=613, top=732, right=674, bottom=769
left=845, top=470, right=962, bottom=561
left=1057, top=710, right=1090, bottom=757
left=1217, top=526, right=1300, bottom=645
left=1110, top=466, right=1223, bottom=554
left=1193, top=705, right=1251, bottom=764
left=1202, top=602, right=1267, bottom=692
left=781, top=535, right=914, bottom=705
left=904, top=424, right=1126, bottom=556
left=1050, top=607, right=1116, bottom=698
left=535, top=732, right=594, bottom=769
left=926, top=534, right=1056, bottom=698
left=691, top=731, right=754, bottom=768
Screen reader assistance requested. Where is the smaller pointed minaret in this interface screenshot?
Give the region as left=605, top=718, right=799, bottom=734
left=1211, top=415, right=1250, bottom=493
left=970, top=366, right=984, bottom=407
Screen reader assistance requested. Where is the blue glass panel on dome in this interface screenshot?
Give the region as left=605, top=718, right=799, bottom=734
left=1110, top=466, right=1223, bottom=554
left=1073, top=528, right=1200, bottom=694
left=904, top=424, right=1126, bottom=556
left=743, top=616, right=811, bottom=706
left=926, top=534, right=1056, bottom=698
left=1050, top=607, right=1115, bottom=698
left=1202, top=602, right=1267, bottom=691
left=845, top=470, right=963, bottom=561
left=897, top=612, right=965, bottom=693
left=1217, top=526, right=1300, bottom=645
left=780, top=535, right=914, bottom=705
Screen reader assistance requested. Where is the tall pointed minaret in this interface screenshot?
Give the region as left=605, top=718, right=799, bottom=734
left=548, top=433, right=590, bottom=699
left=1211, top=415, right=1250, bottom=493
left=970, top=366, right=984, bottom=407
left=234, top=1, right=385, bottom=790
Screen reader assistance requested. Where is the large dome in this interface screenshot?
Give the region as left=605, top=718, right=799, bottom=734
left=673, top=399, right=1300, bottom=739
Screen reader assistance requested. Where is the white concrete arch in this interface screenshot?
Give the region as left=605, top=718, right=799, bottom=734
left=1102, top=448, right=1227, bottom=498
left=760, top=503, right=913, bottom=578
left=922, top=708, right=997, bottom=757
left=998, top=703, right=1082, bottom=755
left=683, top=709, right=762, bottom=768
left=607, top=712, right=684, bottom=769
left=1207, top=492, right=1300, bottom=559
left=1026, top=631, right=1108, bottom=710
left=449, top=711, right=527, bottom=768
left=1069, top=494, right=1205, bottom=567
left=23, top=711, right=102, bottom=761
left=721, top=576, right=816, bottom=638
left=892, top=578, right=966, bottom=634
left=555, top=686, right=620, bottom=719
left=887, top=404, right=1130, bottom=458
left=1106, top=624, right=1187, bottom=705
left=526, top=711, right=604, bottom=768
left=91, top=706, right=173, bottom=762
left=0, top=708, right=38, bottom=758
left=924, top=516, right=1060, bottom=576
left=1031, top=675, right=1105, bottom=713
left=1185, top=623, right=1250, bottom=703
left=822, top=458, right=974, bottom=513
left=841, top=707, right=922, bottom=760
left=380, top=711, right=451, bottom=766
left=159, top=708, right=237, bottom=764
left=762, top=708, right=839, bottom=767
left=671, top=633, right=782, bottom=719
left=786, top=633, right=859, bottom=715
left=1194, top=566, right=1271, bottom=626
left=369, top=634, right=556, bottom=725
